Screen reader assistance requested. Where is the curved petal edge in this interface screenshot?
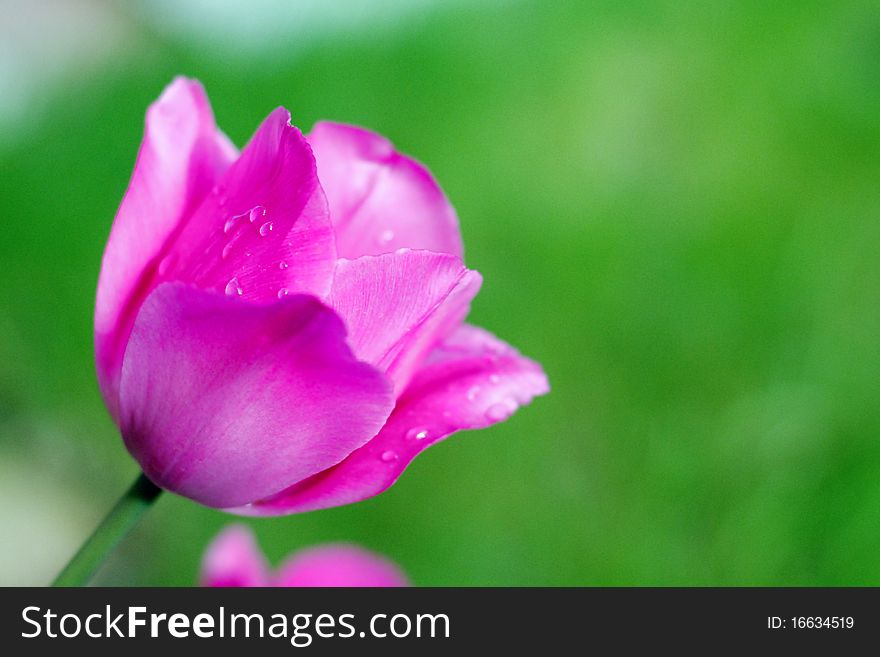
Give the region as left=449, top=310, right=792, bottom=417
left=239, top=324, right=549, bottom=515
left=95, top=77, right=238, bottom=416
left=309, top=121, right=463, bottom=259
left=329, top=249, right=482, bottom=394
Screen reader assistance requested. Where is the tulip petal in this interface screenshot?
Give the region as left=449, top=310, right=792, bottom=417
left=95, top=77, right=237, bottom=412
left=200, top=525, right=270, bottom=587
left=241, top=324, right=549, bottom=515
left=309, top=122, right=463, bottom=259
left=275, top=545, right=409, bottom=587
left=168, top=107, right=335, bottom=305
left=328, top=250, right=482, bottom=394
left=118, top=283, right=394, bottom=508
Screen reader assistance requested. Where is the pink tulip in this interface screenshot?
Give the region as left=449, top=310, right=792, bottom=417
left=95, top=77, right=549, bottom=514
left=200, top=525, right=408, bottom=587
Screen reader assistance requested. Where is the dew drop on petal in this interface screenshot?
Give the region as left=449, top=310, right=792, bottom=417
left=259, top=221, right=274, bottom=237
left=221, top=242, right=234, bottom=259
left=279, top=260, right=288, bottom=270
left=485, top=402, right=515, bottom=422
left=157, top=254, right=175, bottom=276
left=249, top=205, right=266, bottom=223
left=406, top=427, right=429, bottom=441
left=212, top=184, right=227, bottom=206
left=378, top=229, right=395, bottom=244
left=277, top=287, right=289, bottom=299
left=223, top=217, right=237, bottom=234
left=466, top=385, right=481, bottom=401
left=225, top=277, right=243, bottom=297
left=380, top=450, right=398, bottom=463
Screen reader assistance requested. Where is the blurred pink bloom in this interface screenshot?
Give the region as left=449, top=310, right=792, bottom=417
left=95, top=77, right=548, bottom=513
left=200, top=525, right=408, bottom=587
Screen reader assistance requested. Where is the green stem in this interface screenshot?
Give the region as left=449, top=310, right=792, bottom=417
left=52, top=473, right=163, bottom=587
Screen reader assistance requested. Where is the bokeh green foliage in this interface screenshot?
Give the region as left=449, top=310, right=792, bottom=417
left=1, top=0, right=879, bottom=585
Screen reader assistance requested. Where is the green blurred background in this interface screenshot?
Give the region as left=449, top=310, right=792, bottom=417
left=1, top=0, right=879, bottom=586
